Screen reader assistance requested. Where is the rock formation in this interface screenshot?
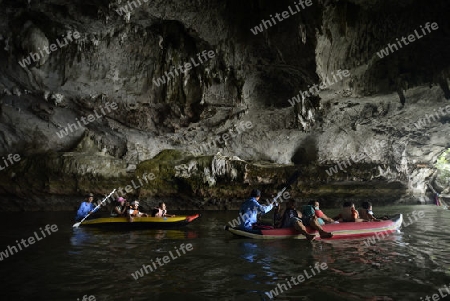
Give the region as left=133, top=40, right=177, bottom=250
left=0, top=0, right=449, bottom=210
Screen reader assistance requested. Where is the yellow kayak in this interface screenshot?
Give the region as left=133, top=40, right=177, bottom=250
left=80, top=214, right=201, bottom=229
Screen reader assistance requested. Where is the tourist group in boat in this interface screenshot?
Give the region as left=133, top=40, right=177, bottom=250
left=235, top=188, right=390, bottom=239
left=75, top=192, right=175, bottom=223
left=74, top=187, right=393, bottom=240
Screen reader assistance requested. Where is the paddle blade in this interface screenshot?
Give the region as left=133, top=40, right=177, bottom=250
left=286, top=170, right=302, bottom=188
left=72, top=222, right=81, bottom=228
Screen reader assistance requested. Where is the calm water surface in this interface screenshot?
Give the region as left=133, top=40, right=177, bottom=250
left=0, top=205, right=449, bottom=301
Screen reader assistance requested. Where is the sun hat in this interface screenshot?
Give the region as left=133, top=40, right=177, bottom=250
left=118, top=197, right=126, bottom=203
left=131, top=200, right=139, bottom=206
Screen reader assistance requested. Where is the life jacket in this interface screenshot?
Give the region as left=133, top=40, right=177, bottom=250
left=301, top=205, right=315, bottom=219
left=280, top=209, right=299, bottom=228
left=129, top=209, right=140, bottom=216
left=152, top=208, right=166, bottom=217
left=111, top=205, right=125, bottom=217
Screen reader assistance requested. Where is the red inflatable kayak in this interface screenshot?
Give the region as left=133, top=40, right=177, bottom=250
left=225, top=214, right=403, bottom=240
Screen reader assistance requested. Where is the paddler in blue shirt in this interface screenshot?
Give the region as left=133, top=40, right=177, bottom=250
left=75, top=193, right=99, bottom=221
left=238, top=189, right=277, bottom=230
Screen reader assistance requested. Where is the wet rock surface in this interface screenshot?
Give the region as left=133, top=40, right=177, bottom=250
left=0, top=0, right=449, bottom=210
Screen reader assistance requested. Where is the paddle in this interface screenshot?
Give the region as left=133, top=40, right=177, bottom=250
left=256, top=170, right=302, bottom=222
left=272, top=170, right=302, bottom=205
left=426, top=182, right=448, bottom=209
left=265, top=170, right=302, bottom=226
left=73, top=189, right=116, bottom=228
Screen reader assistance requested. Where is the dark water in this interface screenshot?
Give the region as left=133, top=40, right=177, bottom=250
left=1, top=205, right=450, bottom=301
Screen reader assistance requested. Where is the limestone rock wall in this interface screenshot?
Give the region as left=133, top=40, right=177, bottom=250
left=0, top=0, right=449, bottom=210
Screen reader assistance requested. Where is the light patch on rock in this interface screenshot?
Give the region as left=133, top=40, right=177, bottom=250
left=203, top=167, right=216, bottom=186
left=126, top=163, right=137, bottom=172
left=12, top=87, right=21, bottom=97
left=174, top=161, right=198, bottom=178
left=21, top=23, right=49, bottom=66
left=50, top=93, right=64, bottom=106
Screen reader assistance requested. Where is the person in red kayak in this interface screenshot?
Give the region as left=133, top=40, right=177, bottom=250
left=276, top=200, right=316, bottom=240
left=238, top=189, right=278, bottom=230
left=358, top=201, right=388, bottom=221
left=308, top=200, right=336, bottom=225
left=301, top=201, right=333, bottom=238
left=338, top=201, right=364, bottom=222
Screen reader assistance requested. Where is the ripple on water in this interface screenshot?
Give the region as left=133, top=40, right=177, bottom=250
left=2, top=207, right=450, bottom=300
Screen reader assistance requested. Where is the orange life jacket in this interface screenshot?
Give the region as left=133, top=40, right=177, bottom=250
left=351, top=207, right=358, bottom=219
left=129, top=209, right=140, bottom=216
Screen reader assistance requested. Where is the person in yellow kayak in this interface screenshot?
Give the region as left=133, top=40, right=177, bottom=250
left=111, top=197, right=128, bottom=217
left=127, top=200, right=148, bottom=222
left=152, top=202, right=176, bottom=217
left=75, top=193, right=100, bottom=222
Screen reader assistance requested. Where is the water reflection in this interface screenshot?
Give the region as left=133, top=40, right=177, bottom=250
left=239, top=242, right=259, bottom=263
left=69, top=228, right=92, bottom=250
left=70, top=228, right=198, bottom=245
left=5, top=207, right=450, bottom=301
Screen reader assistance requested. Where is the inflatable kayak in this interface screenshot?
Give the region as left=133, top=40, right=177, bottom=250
left=225, top=214, right=403, bottom=240
left=80, top=214, right=201, bottom=229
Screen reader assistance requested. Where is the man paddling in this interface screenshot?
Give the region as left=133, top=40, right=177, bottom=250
left=238, top=189, right=278, bottom=230
left=75, top=193, right=99, bottom=222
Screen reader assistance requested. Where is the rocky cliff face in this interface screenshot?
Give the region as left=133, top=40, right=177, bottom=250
left=0, top=0, right=449, bottom=211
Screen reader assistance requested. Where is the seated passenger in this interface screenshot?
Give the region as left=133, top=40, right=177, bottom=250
left=111, top=197, right=128, bottom=217
left=277, top=200, right=316, bottom=240
left=152, top=202, right=176, bottom=217
left=359, top=201, right=388, bottom=221
left=273, top=202, right=284, bottom=228
left=301, top=202, right=333, bottom=239
left=127, top=200, right=148, bottom=222
left=339, top=201, right=364, bottom=222
left=308, top=200, right=337, bottom=225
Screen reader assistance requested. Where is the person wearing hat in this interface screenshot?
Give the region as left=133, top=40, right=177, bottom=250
left=238, top=189, right=278, bottom=230
left=127, top=200, right=148, bottom=222
left=75, top=193, right=100, bottom=222
left=111, top=197, right=128, bottom=217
